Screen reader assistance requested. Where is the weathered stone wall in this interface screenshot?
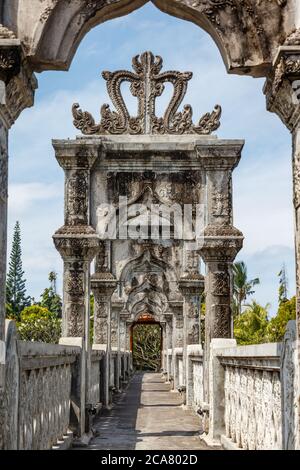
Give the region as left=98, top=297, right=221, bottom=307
left=162, top=321, right=299, bottom=450
left=1, top=320, right=132, bottom=450
left=220, top=346, right=282, bottom=450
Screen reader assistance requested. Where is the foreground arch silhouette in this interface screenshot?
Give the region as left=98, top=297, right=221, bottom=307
left=0, top=0, right=300, bottom=450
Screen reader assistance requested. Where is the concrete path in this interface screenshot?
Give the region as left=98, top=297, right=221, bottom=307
left=88, top=372, right=212, bottom=451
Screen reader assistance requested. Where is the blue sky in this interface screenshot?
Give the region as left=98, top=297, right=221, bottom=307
left=7, top=3, right=295, bottom=314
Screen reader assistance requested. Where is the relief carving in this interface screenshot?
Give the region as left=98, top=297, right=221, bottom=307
left=66, top=171, right=88, bottom=225
left=72, top=51, right=221, bottom=135
left=212, top=304, right=231, bottom=337
left=212, top=271, right=230, bottom=296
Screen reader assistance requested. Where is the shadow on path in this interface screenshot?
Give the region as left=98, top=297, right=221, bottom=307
left=87, top=372, right=213, bottom=451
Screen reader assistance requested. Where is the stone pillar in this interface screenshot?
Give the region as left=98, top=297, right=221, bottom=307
left=91, top=274, right=117, bottom=408
left=163, top=313, right=173, bottom=382
left=52, top=143, right=99, bottom=340
left=179, top=276, right=204, bottom=395
left=172, top=310, right=184, bottom=390
left=0, top=35, right=36, bottom=448
left=111, top=306, right=120, bottom=390
left=0, top=35, right=36, bottom=346
left=197, top=145, right=243, bottom=403
left=52, top=141, right=100, bottom=434
left=264, top=45, right=300, bottom=442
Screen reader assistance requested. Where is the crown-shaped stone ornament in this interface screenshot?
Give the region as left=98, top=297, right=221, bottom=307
left=72, top=51, right=222, bottom=135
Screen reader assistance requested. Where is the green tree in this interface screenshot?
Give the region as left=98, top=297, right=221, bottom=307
left=17, top=305, right=61, bottom=343
left=40, top=272, right=62, bottom=317
left=233, top=261, right=260, bottom=316
left=278, top=264, right=288, bottom=305
left=266, top=296, right=296, bottom=342
left=6, top=221, right=31, bottom=319
left=234, top=300, right=269, bottom=345
left=133, top=324, right=161, bottom=371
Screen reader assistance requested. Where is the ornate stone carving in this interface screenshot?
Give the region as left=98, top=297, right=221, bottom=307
left=72, top=51, right=221, bottom=135
left=66, top=171, right=89, bottom=226
left=223, top=361, right=282, bottom=450
left=264, top=48, right=300, bottom=131
left=293, top=151, right=300, bottom=209
left=0, top=49, right=20, bottom=75
left=285, top=29, right=300, bottom=46
left=211, top=191, right=231, bottom=217
left=211, top=271, right=230, bottom=296
left=0, top=58, right=37, bottom=127
left=199, top=224, right=244, bottom=262
left=66, top=268, right=84, bottom=298
left=212, top=304, right=231, bottom=337
left=0, top=124, right=8, bottom=204
left=281, top=321, right=299, bottom=450
left=0, top=25, right=16, bottom=40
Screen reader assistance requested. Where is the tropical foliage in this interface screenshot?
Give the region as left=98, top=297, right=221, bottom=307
left=17, top=305, right=62, bottom=343
left=234, top=301, right=269, bottom=345
left=132, top=324, right=161, bottom=371
left=40, top=272, right=62, bottom=317
left=233, top=261, right=296, bottom=345
left=233, top=261, right=260, bottom=316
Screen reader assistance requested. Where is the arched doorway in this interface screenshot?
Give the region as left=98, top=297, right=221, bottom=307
left=131, top=313, right=163, bottom=372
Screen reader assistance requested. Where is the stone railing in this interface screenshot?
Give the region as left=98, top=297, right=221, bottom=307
left=173, top=347, right=184, bottom=389
left=3, top=321, right=81, bottom=450
left=186, top=345, right=204, bottom=411
left=161, top=321, right=299, bottom=450
left=209, top=321, right=299, bottom=450
left=219, top=343, right=282, bottom=450
left=89, top=349, right=105, bottom=408
left=1, top=320, right=132, bottom=450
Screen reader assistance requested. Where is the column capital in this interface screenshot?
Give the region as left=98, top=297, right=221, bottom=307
left=179, top=275, right=204, bottom=297
left=198, top=224, right=243, bottom=262
left=195, top=143, right=243, bottom=171
left=264, top=45, right=300, bottom=132
left=53, top=225, right=100, bottom=261
left=0, top=39, right=37, bottom=128
left=91, top=272, right=118, bottom=298
left=52, top=139, right=98, bottom=171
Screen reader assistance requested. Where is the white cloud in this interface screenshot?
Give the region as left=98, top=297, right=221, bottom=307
left=8, top=182, right=62, bottom=214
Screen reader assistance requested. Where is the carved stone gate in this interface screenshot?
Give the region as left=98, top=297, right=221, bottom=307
left=53, top=51, right=243, bottom=410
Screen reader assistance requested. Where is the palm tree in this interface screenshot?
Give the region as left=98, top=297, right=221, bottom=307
left=233, top=261, right=260, bottom=316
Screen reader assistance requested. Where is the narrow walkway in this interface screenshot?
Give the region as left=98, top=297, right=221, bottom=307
left=88, top=372, right=212, bottom=450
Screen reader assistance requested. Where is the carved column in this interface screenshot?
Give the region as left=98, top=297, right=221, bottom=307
left=111, top=306, right=121, bottom=390
left=91, top=274, right=117, bottom=407
left=198, top=145, right=243, bottom=403
left=172, top=310, right=184, bottom=390
left=179, top=276, right=204, bottom=392
left=119, top=311, right=129, bottom=381
left=264, top=44, right=300, bottom=444
left=163, top=313, right=173, bottom=382
left=0, top=33, right=36, bottom=344
left=0, top=33, right=37, bottom=448
left=53, top=143, right=99, bottom=339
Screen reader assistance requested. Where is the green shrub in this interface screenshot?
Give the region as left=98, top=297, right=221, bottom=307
left=17, top=305, right=61, bottom=343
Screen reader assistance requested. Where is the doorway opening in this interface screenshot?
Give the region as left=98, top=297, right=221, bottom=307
left=131, top=316, right=162, bottom=372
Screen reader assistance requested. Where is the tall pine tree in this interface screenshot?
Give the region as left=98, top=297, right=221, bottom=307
left=6, top=221, right=31, bottom=319
left=278, top=263, right=288, bottom=305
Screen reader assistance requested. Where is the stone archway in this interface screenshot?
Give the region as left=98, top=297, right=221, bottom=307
left=1, top=0, right=293, bottom=75
left=1, top=0, right=300, bottom=444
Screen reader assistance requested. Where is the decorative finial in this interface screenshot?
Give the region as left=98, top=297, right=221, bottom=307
left=72, top=51, right=221, bottom=135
